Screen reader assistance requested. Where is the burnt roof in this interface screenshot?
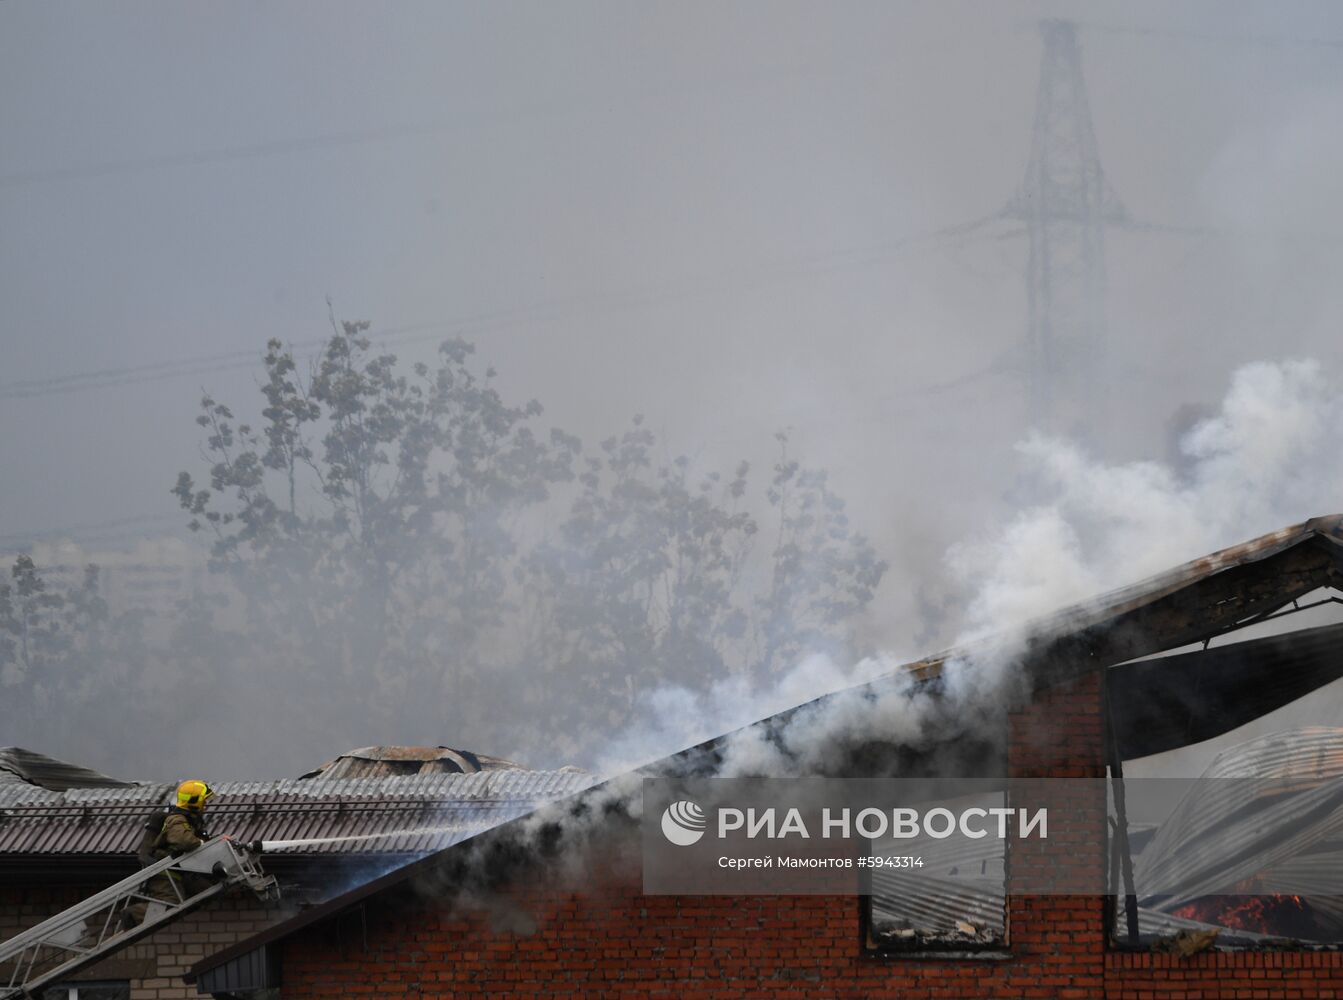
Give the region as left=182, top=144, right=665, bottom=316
left=1110, top=620, right=1343, bottom=758
left=897, top=513, right=1343, bottom=685
left=189, top=515, right=1343, bottom=982
left=298, top=745, right=529, bottom=779
left=0, top=747, right=137, bottom=791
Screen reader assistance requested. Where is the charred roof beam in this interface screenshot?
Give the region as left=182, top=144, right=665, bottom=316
left=1029, top=533, right=1343, bottom=689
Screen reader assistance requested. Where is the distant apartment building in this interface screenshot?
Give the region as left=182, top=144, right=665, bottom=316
left=2, top=537, right=206, bottom=618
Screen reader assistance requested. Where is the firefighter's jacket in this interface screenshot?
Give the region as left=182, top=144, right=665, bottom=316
left=156, top=808, right=209, bottom=858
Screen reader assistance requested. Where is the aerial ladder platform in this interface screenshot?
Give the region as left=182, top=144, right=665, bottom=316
left=0, top=837, right=277, bottom=999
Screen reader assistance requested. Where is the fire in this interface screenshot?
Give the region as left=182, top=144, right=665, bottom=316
left=1172, top=895, right=1314, bottom=937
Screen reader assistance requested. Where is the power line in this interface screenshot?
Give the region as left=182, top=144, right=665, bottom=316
left=1074, top=18, right=1343, bottom=51
left=0, top=322, right=453, bottom=401
left=1118, top=217, right=1343, bottom=248
left=0, top=218, right=1011, bottom=542
left=8, top=204, right=1330, bottom=406
left=0, top=123, right=456, bottom=190
left=0, top=217, right=1004, bottom=403
left=0, top=28, right=1011, bottom=192
left=7, top=206, right=1314, bottom=404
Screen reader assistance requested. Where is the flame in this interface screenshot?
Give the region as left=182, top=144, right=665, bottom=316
left=1172, top=894, right=1312, bottom=936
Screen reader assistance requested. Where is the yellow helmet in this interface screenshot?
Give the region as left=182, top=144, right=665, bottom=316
left=176, top=780, right=214, bottom=811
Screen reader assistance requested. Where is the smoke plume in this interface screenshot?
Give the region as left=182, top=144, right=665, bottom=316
left=597, top=358, right=1343, bottom=779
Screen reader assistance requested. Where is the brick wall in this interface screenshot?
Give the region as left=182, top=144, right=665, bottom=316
left=264, top=672, right=1343, bottom=997
left=0, top=884, right=283, bottom=1000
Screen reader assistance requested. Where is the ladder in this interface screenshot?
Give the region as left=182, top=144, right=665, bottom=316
left=0, top=837, right=278, bottom=999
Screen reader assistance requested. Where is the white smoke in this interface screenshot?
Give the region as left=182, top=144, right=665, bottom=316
left=593, top=651, right=901, bottom=777
left=958, top=358, right=1339, bottom=632
left=598, top=358, right=1343, bottom=779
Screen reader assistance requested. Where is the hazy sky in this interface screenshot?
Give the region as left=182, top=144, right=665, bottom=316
left=4, top=1, right=1343, bottom=726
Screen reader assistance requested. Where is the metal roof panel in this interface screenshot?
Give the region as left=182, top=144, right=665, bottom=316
left=0, top=771, right=595, bottom=858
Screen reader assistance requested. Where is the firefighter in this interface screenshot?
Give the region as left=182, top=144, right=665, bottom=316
left=133, top=780, right=212, bottom=866
left=123, top=780, right=220, bottom=929
left=155, top=779, right=215, bottom=857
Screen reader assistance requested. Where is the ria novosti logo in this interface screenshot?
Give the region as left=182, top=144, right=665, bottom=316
left=660, top=800, right=707, bottom=846
left=658, top=798, right=1050, bottom=846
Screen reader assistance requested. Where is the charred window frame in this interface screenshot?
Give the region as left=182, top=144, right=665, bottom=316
left=860, top=792, right=1009, bottom=956
left=1103, top=614, right=1343, bottom=953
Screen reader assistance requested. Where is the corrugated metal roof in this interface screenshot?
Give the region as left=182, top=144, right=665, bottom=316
left=871, top=810, right=1007, bottom=937
left=871, top=871, right=1006, bottom=937
left=1135, top=727, right=1343, bottom=911
left=0, top=770, right=595, bottom=858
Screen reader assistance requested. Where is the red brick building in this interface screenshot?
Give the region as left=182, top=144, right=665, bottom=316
left=188, top=516, right=1343, bottom=998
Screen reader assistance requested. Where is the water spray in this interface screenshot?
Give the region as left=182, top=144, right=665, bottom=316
left=257, top=824, right=471, bottom=852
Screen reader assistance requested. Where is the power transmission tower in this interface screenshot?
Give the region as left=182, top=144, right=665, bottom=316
left=1005, top=19, right=1126, bottom=445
